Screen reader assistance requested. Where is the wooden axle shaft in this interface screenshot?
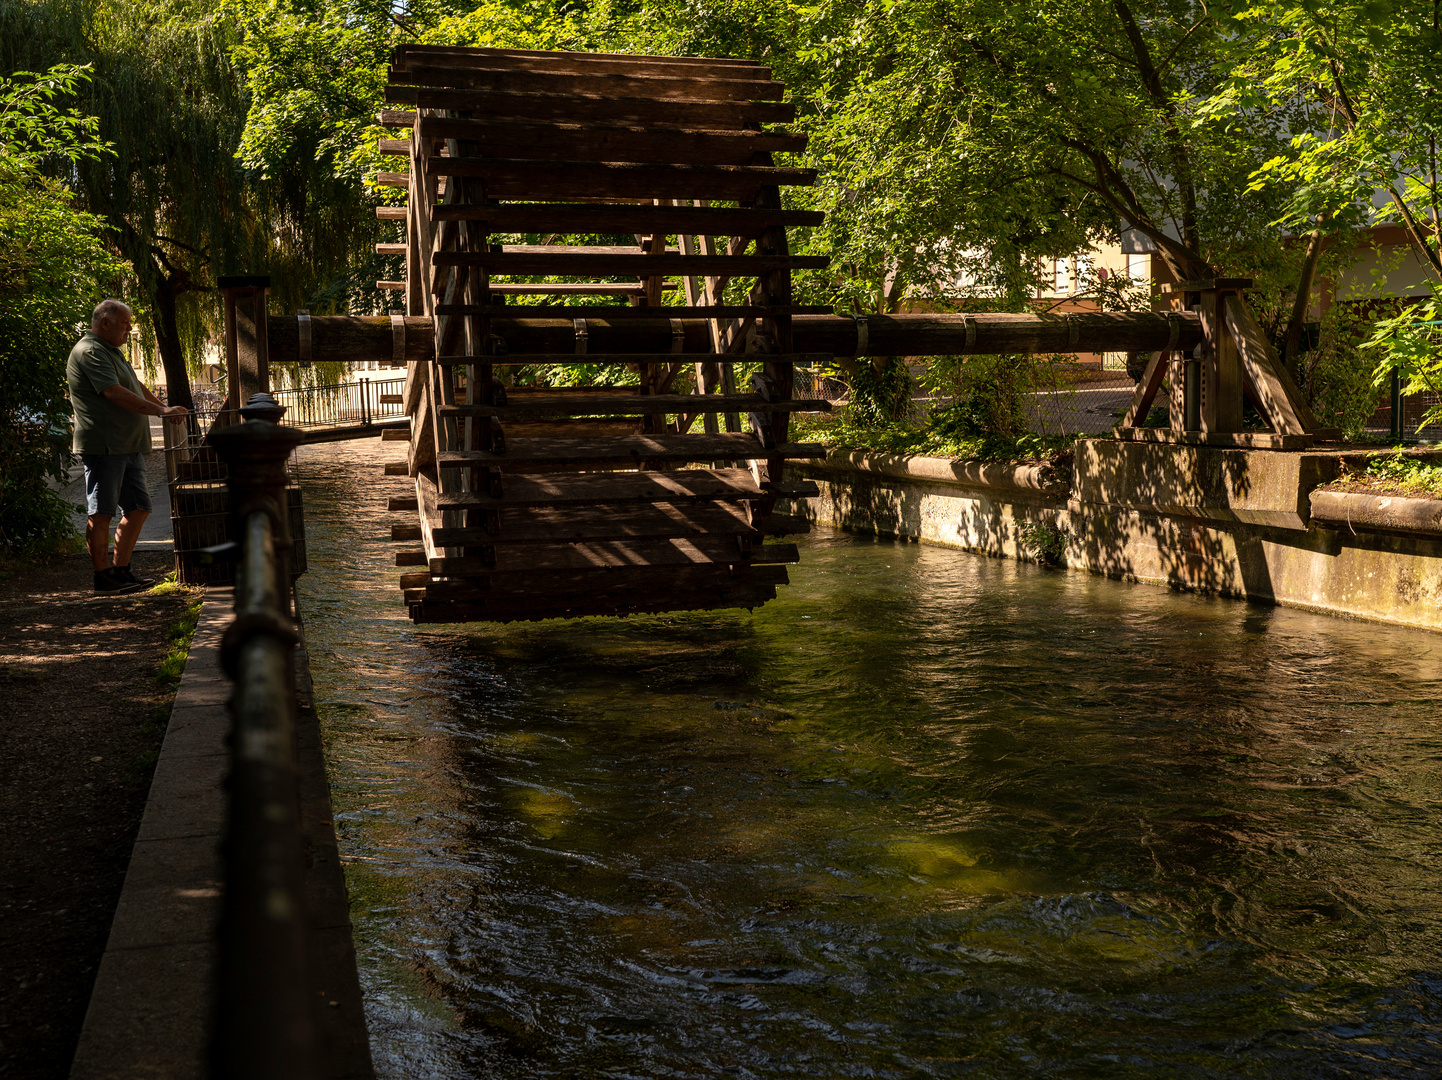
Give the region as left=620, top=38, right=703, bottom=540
left=264, top=311, right=1204, bottom=366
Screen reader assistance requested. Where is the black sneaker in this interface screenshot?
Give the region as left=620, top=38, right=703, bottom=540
left=114, top=565, right=155, bottom=589
left=94, top=568, right=144, bottom=596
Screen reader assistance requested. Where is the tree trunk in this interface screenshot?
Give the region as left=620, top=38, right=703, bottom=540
left=150, top=275, right=194, bottom=412
left=1281, top=228, right=1325, bottom=379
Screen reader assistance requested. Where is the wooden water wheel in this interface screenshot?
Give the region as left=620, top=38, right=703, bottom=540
left=376, top=44, right=833, bottom=623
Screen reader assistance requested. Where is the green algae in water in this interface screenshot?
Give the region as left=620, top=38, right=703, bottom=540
left=291, top=440, right=1442, bottom=1080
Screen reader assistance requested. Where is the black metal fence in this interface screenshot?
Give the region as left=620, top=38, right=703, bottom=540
left=207, top=397, right=316, bottom=1079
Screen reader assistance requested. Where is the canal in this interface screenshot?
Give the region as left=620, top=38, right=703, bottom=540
left=294, top=439, right=1442, bottom=1079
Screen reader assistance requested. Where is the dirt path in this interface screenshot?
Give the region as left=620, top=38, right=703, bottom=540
left=0, top=549, right=198, bottom=1079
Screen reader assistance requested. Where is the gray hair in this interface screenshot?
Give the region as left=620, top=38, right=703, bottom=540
left=91, top=299, right=132, bottom=331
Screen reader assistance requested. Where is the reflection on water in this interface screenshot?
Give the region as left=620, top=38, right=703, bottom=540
left=294, top=440, right=1442, bottom=1079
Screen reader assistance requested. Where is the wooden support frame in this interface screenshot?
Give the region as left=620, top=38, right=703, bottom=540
left=1115, top=279, right=1327, bottom=450
left=218, top=276, right=272, bottom=415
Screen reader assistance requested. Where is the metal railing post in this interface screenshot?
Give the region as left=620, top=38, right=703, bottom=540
left=1391, top=368, right=1404, bottom=442
left=207, top=393, right=314, bottom=1080
left=362, top=376, right=371, bottom=426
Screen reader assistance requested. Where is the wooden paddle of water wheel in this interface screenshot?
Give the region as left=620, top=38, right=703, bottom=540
left=376, top=44, right=832, bottom=623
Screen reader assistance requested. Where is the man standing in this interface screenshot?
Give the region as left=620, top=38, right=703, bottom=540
left=68, top=300, right=188, bottom=595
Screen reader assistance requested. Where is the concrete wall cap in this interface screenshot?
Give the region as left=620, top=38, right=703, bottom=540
left=1310, top=488, right=1442, bottom=538
left=811, top=448, right=1070, bottom=494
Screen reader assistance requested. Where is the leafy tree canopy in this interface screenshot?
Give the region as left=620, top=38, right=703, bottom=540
left=1216, top=0, right=1442, bottom=277
left=0, top=64, right=126, bottom=554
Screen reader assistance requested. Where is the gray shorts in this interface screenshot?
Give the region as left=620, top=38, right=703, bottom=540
left=81, top=452, right=152, bottom=518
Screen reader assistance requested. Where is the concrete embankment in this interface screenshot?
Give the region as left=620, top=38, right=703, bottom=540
left=790, top=440, right=1442, bottom=632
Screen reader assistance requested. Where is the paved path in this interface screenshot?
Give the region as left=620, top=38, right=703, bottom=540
left=68, top=591, right=230, bottom=1079
left=68, top=589, right=373, bottom=1079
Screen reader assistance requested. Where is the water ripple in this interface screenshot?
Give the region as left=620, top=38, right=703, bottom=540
left=293, top=440, right=1442, bottom=1079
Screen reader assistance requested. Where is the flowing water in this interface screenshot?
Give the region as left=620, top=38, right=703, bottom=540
left=294, top=440, right=1442, bottom=1079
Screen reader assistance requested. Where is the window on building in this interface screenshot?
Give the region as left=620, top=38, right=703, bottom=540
left=1127, top=253, right=1149, bottom=280
left=1053, top=258, right=1071, bottom=293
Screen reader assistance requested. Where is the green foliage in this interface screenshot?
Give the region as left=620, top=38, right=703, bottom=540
left=924, top=355, right=1038, bottom=445
left=846, top=360, right=914, bottom=426
left=0, top=61, right=107, bottom=162
left=1352, top=454, right=1442, bottom=498
left=923, top=351, right=1082, bottom=443
left=792, top=410, right=1073, bottom=464
left=1359, top=282, right=1442, bottom=433
left=750, top=0, right=1302, bottom=300
left=1017, top=520, right=1070, bottom=565
left=0, top=0, right=257, bottom=402
left=1298, top=314, right=1379, bottom=440
left=1240, top=252, right=1382, bottom=439
left=155, top=588, right=204, bottom=691
left=226, top=0, right=403, bottom=316
left=0, top=64, right=125, bottom=557
left=1221, top=0, right=1442, bottom=276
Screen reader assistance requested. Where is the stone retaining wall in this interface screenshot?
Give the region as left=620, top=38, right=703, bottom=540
left=790, top=442, right=1442, bottom=632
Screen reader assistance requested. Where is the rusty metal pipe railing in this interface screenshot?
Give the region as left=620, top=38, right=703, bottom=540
left=207, top=395, right=314, bottom=1079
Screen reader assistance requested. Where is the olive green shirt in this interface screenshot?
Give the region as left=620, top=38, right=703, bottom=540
left=68, top=332, right=152, bottom=455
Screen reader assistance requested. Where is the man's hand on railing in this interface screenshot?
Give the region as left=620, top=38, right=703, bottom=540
left=162, top=405, right=189, bottom=420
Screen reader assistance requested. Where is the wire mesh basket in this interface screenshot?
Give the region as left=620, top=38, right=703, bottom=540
left=164, top=411, right=306, bottom=585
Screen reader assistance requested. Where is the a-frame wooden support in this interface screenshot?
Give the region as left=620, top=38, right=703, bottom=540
left=1115, top=278, right=1337, bottom=450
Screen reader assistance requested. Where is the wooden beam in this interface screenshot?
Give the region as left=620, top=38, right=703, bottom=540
left=259, top=312, right=1211, bottom=366
left=1118, top=351, right=1167, bottom=429
left=1197, top=290, right=1242, bottom=433
left=389, top=63, right=784, bottom=102
left=396, top=158, right=815, bottom=202
left=266, top=315, right=432, bottom=365
left=1221, top=294, right=1319, bottom=436
left=431, top=249, right=825, bottom=278
left=426, top=536, right=798, bottom=575
left=433, top=352, right=828, bottom=369
left=411, top=563, right=791, bottom=602
left=426, top=500, right=758, bottom=546
left=433, top=432, right=825, bottom=469
left=406, top=116, right=807, bottom=167
left=393, top=44, right=767, bottom=78
left=491, top=244, right=678, bottom=255
left=428, top=202, right=821, bottom=234
left=434, top=305, right=834, bottom=319
left=484, top=282, right=673, bottom=296
left=784, top=311, right=1205, bottom=358
left=384, top=86, right=796, bottom=128
left=438, top=393, right=831, bottom=417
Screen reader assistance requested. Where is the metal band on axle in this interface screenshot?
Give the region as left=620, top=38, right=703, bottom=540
left=962, top=313, right=976, bottom=353
left=670, top=318, right=685, bottom=355
left=574, top=318, right=589, bottom=355
left=297, top=310, right=312, bottom=368
left=389, top=314, right=405, bottom=368
left=853, top=314, right=869, bottom=357
left=1165, top=313, right=1180, bottom=352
